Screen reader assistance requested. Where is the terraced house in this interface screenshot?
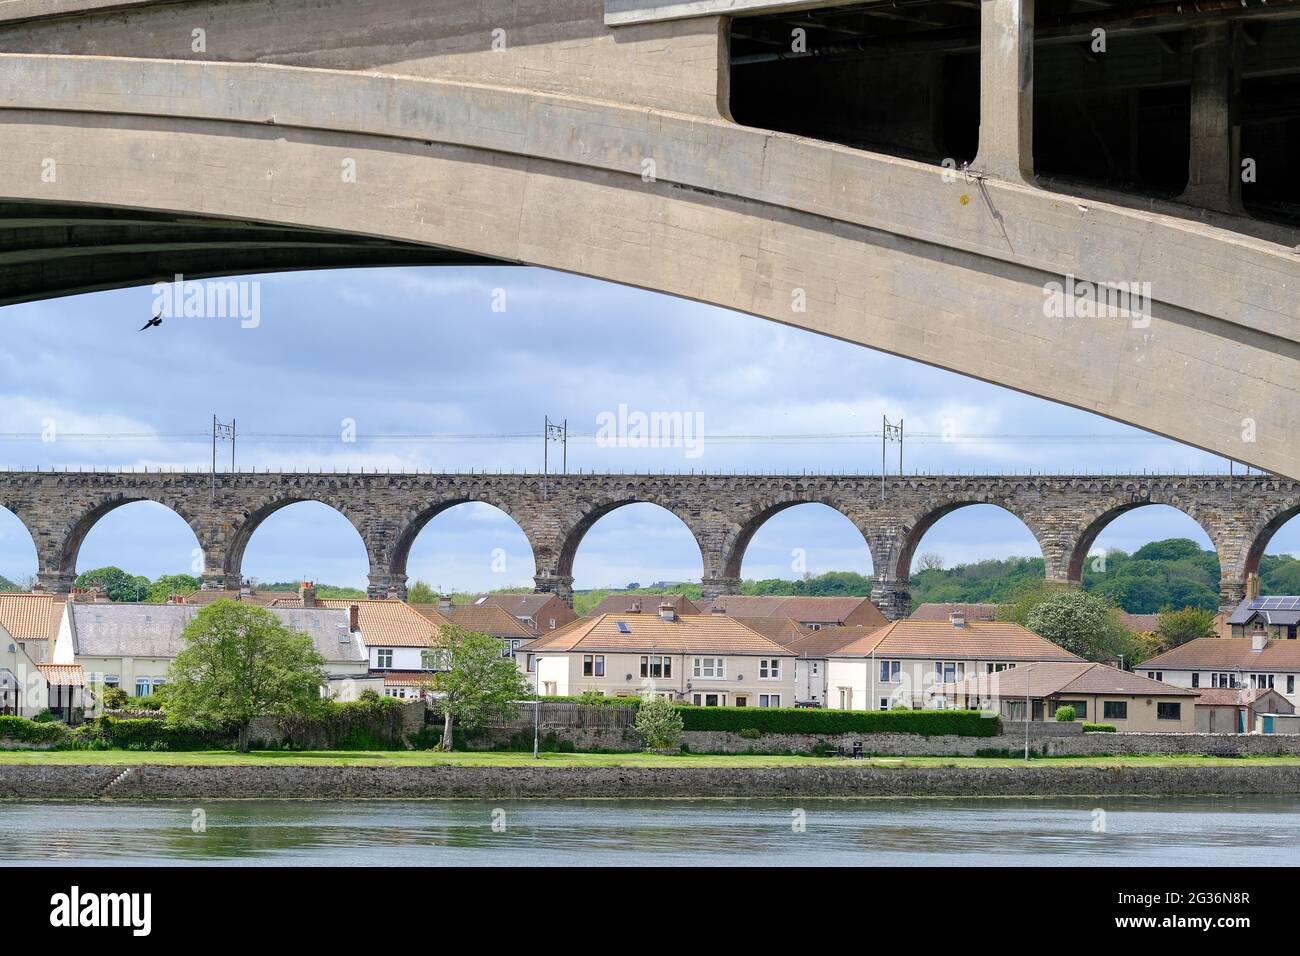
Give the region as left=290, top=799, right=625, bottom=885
left=1141, top=635, right=1300, bottom=711
left=518, top=604, right=796, bottom=707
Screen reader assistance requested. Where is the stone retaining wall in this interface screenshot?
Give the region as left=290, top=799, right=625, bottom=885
left=3, top=763, right=1300, bottom=799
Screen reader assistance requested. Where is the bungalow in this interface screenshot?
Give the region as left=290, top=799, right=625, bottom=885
left=823, top=611, right=1083, bottom=711
left=699, top=595, right=887, bottom=630
left=941, top=661, right=1198, bottom=732
left=1192, top=686, right=1294, bottom=733
left=1140, top=634, right=1300, bottom=710
left=518, top=603, right=797, bottom=707
left=472, top=592, right=577, bottom=634
left=51, top=600, right=370, bottom=698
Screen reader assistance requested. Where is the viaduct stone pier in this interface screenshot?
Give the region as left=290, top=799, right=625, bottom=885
left=0, top=470, right=1295, bottom=618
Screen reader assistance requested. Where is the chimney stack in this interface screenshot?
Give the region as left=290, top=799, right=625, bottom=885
left=349, top=604, right=360, bottom=633
left=950, top=610, right=967, bottom=628
left=659, top=602, right=676, bottom=622
left=711, top=605, right=727, bottom=615
left=1247, top=573, right=1261, bottom=601
left=438, top=594, right=452, bottom=612
left=300, top=581, right=317, bottom=608
left=629, top=600, right=641, bottom=614
left=1252, top=632, right=1268, bottom=652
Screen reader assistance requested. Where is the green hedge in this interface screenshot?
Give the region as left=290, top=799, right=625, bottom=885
left=1081, top=723, right=1117, bottom=733
left=0, top=715, right=72, bottom=746
left=78, top=716, right=232, bottom=751
left=676, top=707, right=999, bottom=737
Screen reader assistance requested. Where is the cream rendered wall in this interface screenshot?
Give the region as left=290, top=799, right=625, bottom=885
left=0, top=635, right=49, bottom=716
left=827, top=657, right=1037, bottom=711
left=1152, top=667, right=1300, bottom=712
left=530, top=652, right=797, bottom=704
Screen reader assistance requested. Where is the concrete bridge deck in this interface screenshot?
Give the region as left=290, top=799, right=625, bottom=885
left=0, top=0, right=1294, bottom=479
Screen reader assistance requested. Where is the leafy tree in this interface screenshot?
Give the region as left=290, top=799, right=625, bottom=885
left=146, top=573, right=202, bottom=604
left=1156, top=606, right=1216, bottom=647
left=634, top=694, right=684, bottom=750
left=75, top=566, right=150, bottom=602
left=917, top=552, right=945, bottom=572
left=407, top=580, right=437, bottom=604
left=0, top=573, right=21, bottom=592
left=430, top=623, right=530, bottom=751
left=1260, top=554, right=1300, bottom=594
left=1023, top=587, right=1135, bottom=662
left=166, top=600, right=327, bottom=752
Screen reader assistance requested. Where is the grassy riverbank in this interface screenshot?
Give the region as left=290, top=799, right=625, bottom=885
left=3, top=750, right=1300, bottom=769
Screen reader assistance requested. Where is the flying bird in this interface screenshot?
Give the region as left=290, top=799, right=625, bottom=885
left=139, top=311, right=162, bottom=332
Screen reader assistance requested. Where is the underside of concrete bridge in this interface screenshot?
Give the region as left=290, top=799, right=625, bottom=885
left=0, top=0, right=1296, bottom=479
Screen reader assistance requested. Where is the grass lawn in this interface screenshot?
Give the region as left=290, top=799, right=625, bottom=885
left=1, top=750, right=1300, bottom=769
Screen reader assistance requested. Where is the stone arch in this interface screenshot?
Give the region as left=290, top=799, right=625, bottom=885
left=891, top=498, right=1049, bottom=583
left=720, top=494, right=874, bottom=581
left=224, top=494, right=370, bottom=589
left=0, top=499, right=40, bottom=587
left=555, top=497, right=706, bottom=584
left=388, top=496, right=538, bottom=593
left=53, top=493, right=208, bottom=589
left=1063, top=495, right=1221, bottom=583
left=1242, top=496, right=1300, bottom=581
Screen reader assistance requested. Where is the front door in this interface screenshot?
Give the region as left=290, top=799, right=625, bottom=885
left=735, top=696, right=748, bottom=707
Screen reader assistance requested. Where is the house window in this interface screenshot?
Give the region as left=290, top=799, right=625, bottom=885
left=693, top=657, right=724, bottom=679
left=1191, top=673, right=1199, bottom=688
left=1289, top=676, right=1296, bottom=695
left=376, top=648, right=393, bottom=669
left=879, top=660, right=901, bottom=683
left=1103, top=700, right=1128, bottom=720
left=421, top=649, right=447, bottom=670
left=152, top=678, right=167, bottom=689
left=759, top=694, right=781, bottom=708
left=1147, top=671, right=1162, bottom=682
left=811, top=662, right=819, bottom=675
left=526, top=654, right=536, bottom=674
left=135, top=678, right=151, bottom=697
left=878, top=697, right=890, bottom=711
left=759, top=659, right=780, bottom=680
left=548, top=618, right=557, bottom=630
left=986, top=662, right=1015, bottom=673
left=1251, top=673, right=1275, bottom=689
left=103, top=675, right=120, bottom=688
left=583, top=655, right=594, bottom=676
left=1058, top=699, right=1087, bottom=719
left=934, top=661, right=965, bottom=684
left=1211, top=672, right=1238, bottom=689
left=1157, top=702, right=1182, bottom=721
left=692, top=693, right=723, bottom=706
left=640, top=656, right=671, bottom=678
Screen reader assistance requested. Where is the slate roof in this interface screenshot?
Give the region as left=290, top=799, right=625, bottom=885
left=67, top=603, right=365, bottom=663
left=520, top=613, right=793, bottom=656
left=826, top=620, right=1083, bottom=662
left=1142, top=638, right=1300, bottom=671
left=433, top=604, right=537, bottom=639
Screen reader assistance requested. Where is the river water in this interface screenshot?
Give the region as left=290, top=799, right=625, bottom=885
left=2, top=796, right=1297, bottom=866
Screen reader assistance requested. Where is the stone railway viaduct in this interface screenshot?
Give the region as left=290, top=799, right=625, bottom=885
left=1, top=470, right=1295, bottom=618
left=0, top=0, right=1297, bottom=479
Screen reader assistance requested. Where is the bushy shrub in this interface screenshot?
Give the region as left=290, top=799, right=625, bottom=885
left=1054, top=706, right=1077, bottom=722
left=1081, top=722, right=1117, bottom=733
left=81, top=716, right=231, bottom=751
left=676, top=707, right=998, bottom=737
left=0, top=715, right=72, bottom=746
left=99, top=687, right=129, bottom=710
left=634, top=695, right=684, bottom=750
left=737, top=728, right=763, bottom=740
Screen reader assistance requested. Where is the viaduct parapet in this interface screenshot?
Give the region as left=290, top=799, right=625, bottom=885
left=0, top=470, right=1294, bottom=618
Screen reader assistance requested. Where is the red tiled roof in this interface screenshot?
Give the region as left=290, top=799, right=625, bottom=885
left=268, top=598, right=438, bottom=647
left=828, top=620, right=1083, bottom=662
left=0, top=592, right=63, bottom=642
left=36, top=662, right=85, bottom=687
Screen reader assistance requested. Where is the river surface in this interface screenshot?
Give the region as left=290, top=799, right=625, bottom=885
left=2, top=796, right=1297, bottom=866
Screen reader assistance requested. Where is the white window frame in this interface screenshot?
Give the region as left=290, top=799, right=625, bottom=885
left=879, top=659, right=901, bottom=683
left=758, top=694, right=780, bottom=708
left=693, top=657, right=725, bottom=679
left=759, top=659, right=781, bottom=680
left=376, top=648, right=394, bottom=669
left=934, top=661, right=965, bottom=684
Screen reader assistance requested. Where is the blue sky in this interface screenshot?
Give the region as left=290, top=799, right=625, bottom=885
left=0, top=266, right=1294, bottom=592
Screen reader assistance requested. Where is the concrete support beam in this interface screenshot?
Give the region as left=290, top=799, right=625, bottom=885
left=973, top=0, right=1034, bottom=182
left=1180, top=23, right=1243, bottom=214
